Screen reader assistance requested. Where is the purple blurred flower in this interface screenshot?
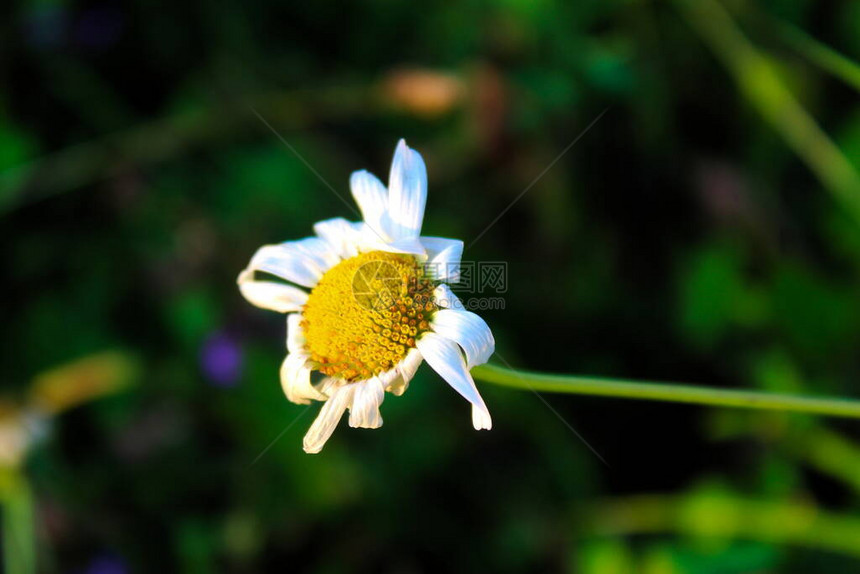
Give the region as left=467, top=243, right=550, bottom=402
left=84, top=555, right=127, bottom=574
left=200, top=332, right=243, bottom=387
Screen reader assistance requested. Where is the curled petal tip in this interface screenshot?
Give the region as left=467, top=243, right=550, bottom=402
left=349, top=169, right=369, bottom=183
left=302, top=442, right=322, bottom=454
left=472, top=406, right=493, bottom=430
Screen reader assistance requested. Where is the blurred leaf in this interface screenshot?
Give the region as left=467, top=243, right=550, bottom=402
left=177, top=519, right=217, bottom=574
left=579, top=539, right=635, bottom=574
left=0, top=122, right=36, bottom=171
left=641, top=545, right=683, bottom=574
left=677, top=244, right=765, bottom=348
left=772, top=263, right=859, bottom=363
left=28, top=351, right=138, bottom=416
left=751, top=349, right=803, bottom=393
left=668, top=541, right=778, bottom=574
left=679, top=246, right=740, bottom=347
left=592, top=487, right=860, bottom=558
left=166, top=289, right=219, bottom=349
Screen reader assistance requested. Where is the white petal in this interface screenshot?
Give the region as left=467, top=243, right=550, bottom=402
left=472, top=405, right=492, bottom=430
left=383, top=236, right=428, bottom=256
left=433, top=284, right=465, bottom=310
left=430, top=309, right=494, bottom=369
left=416, top=333, right=492, bottom=430
left=315, top=376, right=341, bottom=398
left=348, top=378, right=385, bottom=429
left=350, top=170, right=389, bottom=238
left=356, top=230, right=427, bottom=257
left=303, top=384, right=357, bottom=453
left=237, top=270, right=308, bottom=313
left=314, top=217, right=362, bottom=259
left=384, top=348, right=424, bottom=396
left=280, top=353, right=327, bottom=405
left=385, top=139, right=427, bottom=242
left=398, top=348, right=424, bottom=381
left=421, top=237, right=463, bottom=282
left=286, top=313, right=305, bottom=354
left=244, top=238, right=337, bottom=289
left=383, top=378, right=407, bottom=397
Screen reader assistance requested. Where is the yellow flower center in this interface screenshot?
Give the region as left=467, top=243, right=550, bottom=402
left=301, top=251, right=437, bottom=382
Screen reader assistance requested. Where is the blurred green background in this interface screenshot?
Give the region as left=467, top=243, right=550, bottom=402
left=3, top=0, right=860, bottom=572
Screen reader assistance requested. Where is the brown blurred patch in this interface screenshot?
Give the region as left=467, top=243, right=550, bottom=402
left=381, top=68, right=465, bottom=118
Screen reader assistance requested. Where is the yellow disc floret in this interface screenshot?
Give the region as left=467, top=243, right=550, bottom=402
left=301, top=251, right=438, bottom=382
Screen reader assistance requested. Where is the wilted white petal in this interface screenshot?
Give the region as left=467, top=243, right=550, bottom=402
left=430, top=309, right=494, bottom=369
left=421, top=237, right=463, bottom=282
left=286, top=313, right=306, bottom=354
left=385, top=139, right=427, bottom=242
left=415, top=332, right=492, bottom=430
left=350, top=170, right=390, bottom=238
left=397, top=347, right=424, bottom=384
left=303, top=384, right=357, bottom=453
left=246, top=237, right=338, bottom=288
left=348, top=378, right=385, bottom=428
left=314, top=217, right=363, bottom=259
left=237, top=270, right=308, bottom=313
left=384, top=348, right=423, bottom=396
left=471, top=404, right=492, bottom=430
left=280, top=353, right=327, bottom=405
left=432, top=283, right=464, bottom=310
left=316, top=376, right=340, bottom=398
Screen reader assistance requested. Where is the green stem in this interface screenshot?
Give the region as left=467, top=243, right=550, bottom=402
left=472, top=363, right=860, bottom=419
left=772, top=19, right=860, bottom=94
left=1, top=470, right=36, bottom=574
left=590, top=492, right=860, bottom=558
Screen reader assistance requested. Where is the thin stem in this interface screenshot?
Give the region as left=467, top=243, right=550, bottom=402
left=772, top=19, right=860, bottom=94
left=1, top=470, right=36, bottom=574
left=472, top=364, right=860, bottom=419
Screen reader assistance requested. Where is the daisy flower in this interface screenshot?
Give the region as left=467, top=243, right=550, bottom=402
left=238, top=140, right=495, bottom=453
